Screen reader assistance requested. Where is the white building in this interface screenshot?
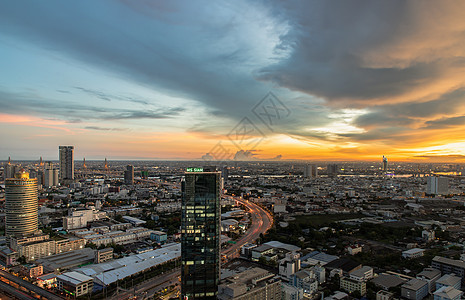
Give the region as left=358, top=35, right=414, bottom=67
left=402, top=248, right=425, bottom=259
left=427, top=176, right=449, bottom=195
left=57, top=271, right=93, bottom=297
left=422, top=230, right=435, bottom=242
left=63, top=209, right=106, bottom=230
left=279, top=252, right=301, bottom=280
left=349, top=266, right=373, bottom=282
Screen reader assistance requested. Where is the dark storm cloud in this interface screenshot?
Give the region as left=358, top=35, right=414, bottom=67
left=258, top=0, right=465, bottom=105
left=2, top=0, right=465, bottom=149
left=0, top=0, right=277, bottom=120
left=423, top=116, right=465, bottom=130
left=354, top=88, right=465, bottom=129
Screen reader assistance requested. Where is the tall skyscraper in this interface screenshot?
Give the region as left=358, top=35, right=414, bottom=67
left=44, top=161, right=59, bottom=187
left=124, top=165, right=134, bottom=185
left=303, top=164, right=318, bottom=178
left=5, top=170, right=38, bottom=244
left=181, top=167, right=221, bottom=300
left=59, top=146, right=74, bottom=183
left=327, top=164, right=339, bottom=176
left=382, top=155, right=388, bottom=173
left=426, top=176, right=449, bottom=195
left=3, top=157, right=15, bottom=180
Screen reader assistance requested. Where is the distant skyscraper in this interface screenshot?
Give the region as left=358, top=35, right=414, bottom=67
left=124, top=165, right=134, bottom=185
left=382, top=156, right=388, bottom=173
left=3, top=157, right=15, bottom=180
left=39, top=156, right=43, bottom=167
left=327, top=164, right=339, bottom=176
left=304, top=164, right=318, bottom=178
left=104, top=158, right=108, bottom=170
left=83, top=157, right=87, bottom=169
left=426, top=176, right=449, bottom=195
left=181, top=167, right=221, bottom=300
left=44, top=161, right=59, bottom=187
left=221, top=167, right=229, bottom=182
left=59, top=146, right=74, bottom=183
left=5, top=170, right=38, bottom=244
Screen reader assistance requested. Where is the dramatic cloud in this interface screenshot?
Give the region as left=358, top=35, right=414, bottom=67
left=1, top=0, right=465, bottom=159
left=259, top=0, right=465, bottom=105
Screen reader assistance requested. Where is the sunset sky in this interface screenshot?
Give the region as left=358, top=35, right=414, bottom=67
left=1, top=1, right=465, bottom=161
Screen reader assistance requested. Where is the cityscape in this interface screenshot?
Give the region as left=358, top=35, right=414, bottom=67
left=2, top=1, right=465, bottom=300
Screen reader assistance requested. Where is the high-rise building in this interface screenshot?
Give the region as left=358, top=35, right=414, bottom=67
left=124, top=165, right=134, bottom=185
left=181, top=167, right=221, bottom=300
left=3, top=157, right=16, bottom=180
left=44, top=161, right=59, bottom=187
left=303, top=164, right=318, bottom=178
left=5, top=170, right=38, bottom=244
left=327, top=164, right=339, bottom=176
left=382, top=155, right=388, bottom=173
left=426, top=176, right=449, bottom=195
left=59, top=146, right=74, bottom=183
left=221, top=167, right=229, bottom=183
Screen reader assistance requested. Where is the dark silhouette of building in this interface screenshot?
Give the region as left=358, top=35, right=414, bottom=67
left=181, top=166, right=221, bottom=300
left=59, top=146, right=74, bottom=183
left=327, top=164, right=339, bottom=176
left=124, top=165, right=134, bottom=185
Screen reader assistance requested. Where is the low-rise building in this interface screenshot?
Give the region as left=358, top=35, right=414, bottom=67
left=370, top=273, right=407, bottom=290
left=340, top=276, right=366, bottom=295
left=57, top=271, right=93, bottom=297
left=122, top=216, right=146, bottom=226
left=17, top=239, right=56, bottom=262
left=282, top=283, right=303, bottom=300
left=95, top=248, right=113, bottom=264
left=150, top=231, right=167, bottom=244
left=349, top=266, right=373, bottom=282
left=417, top=267, right=441, bottom=293
left=376, top=290, right=394, bottom=300
left=290, top=270, right=318, bottom=295
left=20, top=264, right=43, bottom=278
left=55, top=237, right=86, bottom=253
left=347, top=245, right=362, bottom=256
left=433, top=286, right=462, bottom=300
left=436, top=274, right=461, bottom=291
left=217, top=267, right=282, bottom=300
left=432, top=256, right=465, bottom=286
left=402, top=248, right=425, bottom=259
left=401, top=278, right=428, bottom=300
left=0, top=246, right=17, bottom=266
left=36, top=248, right=96, bottom=273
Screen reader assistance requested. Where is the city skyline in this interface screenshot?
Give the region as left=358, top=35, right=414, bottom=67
left=2, top=1, right=465, bottom=162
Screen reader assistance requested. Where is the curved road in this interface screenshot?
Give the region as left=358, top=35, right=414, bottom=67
left=112, top=194, right=273, bottom=299
left=222, top=196, right=273, bottom=259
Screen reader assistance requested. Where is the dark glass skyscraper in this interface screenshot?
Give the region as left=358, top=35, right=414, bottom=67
left=181, top=167, right=221, bottom=300
left=59, top=145, right=74, bottom=183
